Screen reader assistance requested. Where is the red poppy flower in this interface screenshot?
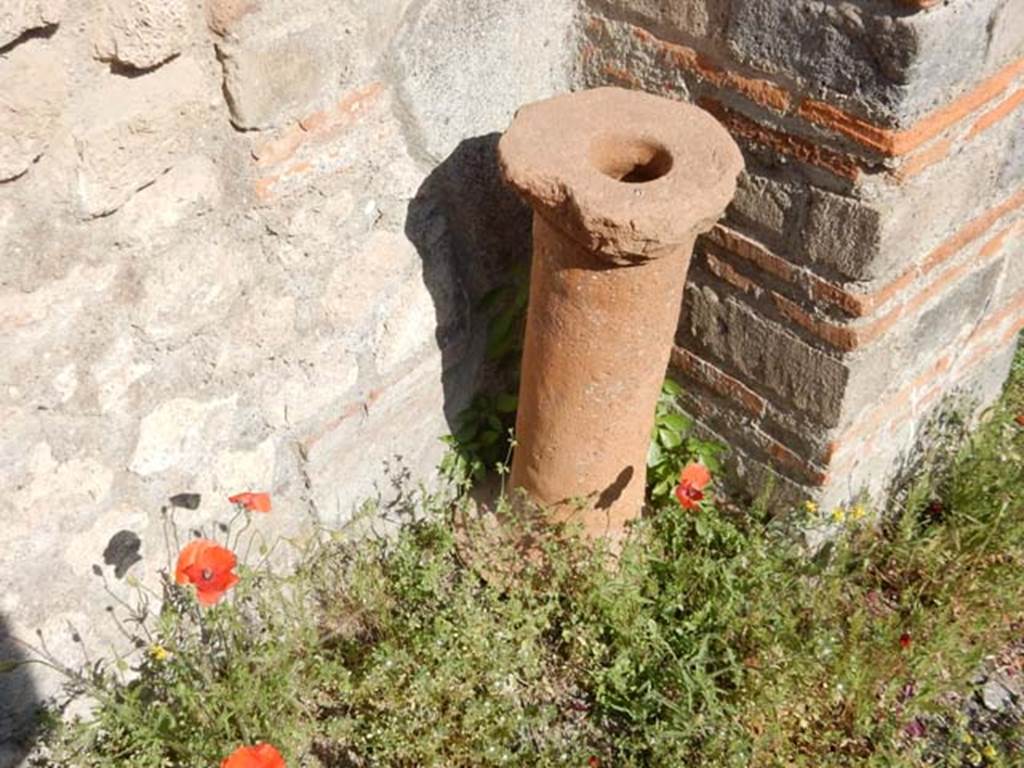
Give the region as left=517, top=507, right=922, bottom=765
left=588, top=758, right=601, bottom=768
left=221, top=743, right=286, bottom=768
left=899, top=631, right=912, bottom=651
left=175, top=539, right=239, bottom=606
left=674, top=462, right=711, bottom=510
left=1015, top=414, right=1024, bottom=427
left=228, top=492, right=272, bottom=513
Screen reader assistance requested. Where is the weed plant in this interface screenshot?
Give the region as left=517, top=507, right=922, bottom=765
left=24, top=352, right=1024, bottom=767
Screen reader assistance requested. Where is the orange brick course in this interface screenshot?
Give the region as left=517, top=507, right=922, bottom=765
left=671, top=347, right=767, bottom=418
left=253, top=81, right=384, bottom=200
left=795, top=57, right=1024, bottom=157
left=705, top=190, right=1024, bottom=352
left=670, top=351, right=829, bottom=486
left=703, top=251, right=762, bottom=296
left=891, top=137, right=953, bottom=181
left=764, top=433, right=829, bottom=486
left=700, top=99, right=862, bottom=180
left=829, top=295, right=1024, bottom=472
left=630, top=24, right=792, bottom=113
left=967, top=88, right=1024, bottom=139
left=587, top=14, right=1024, bottom=175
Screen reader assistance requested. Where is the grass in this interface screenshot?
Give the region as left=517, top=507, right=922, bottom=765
left=26, top=347, right=1024, bottom=767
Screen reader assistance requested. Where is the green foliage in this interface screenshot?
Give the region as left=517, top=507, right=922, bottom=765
left=30, top=348, right=1024, bottom=768
left=439, top=392, right=518, bottom=487
left=439, top=272, right=527, bottom=487
left=646, top=378, right=724, bottom=505
left=481, top=278, right=529, bottom=364
left=35, top=557, right=338, bottom=766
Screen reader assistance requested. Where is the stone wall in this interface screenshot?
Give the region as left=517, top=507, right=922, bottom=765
left=578, top=0, right=1024, bottom=508
left=0, top=0, right=574, bottom=762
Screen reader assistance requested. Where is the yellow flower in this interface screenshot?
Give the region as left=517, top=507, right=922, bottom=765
left=803, top=500, right=819, bottom=515
left=831, top=507, right=847, bottom=524
left=850, top=504, right=866, bottom=521
left=982, top=744, right=998, bottom=760
left=148, top=644, right=171, bottom=662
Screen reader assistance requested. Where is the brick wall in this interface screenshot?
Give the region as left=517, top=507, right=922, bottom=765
left=577, top=0, right=1024, bottom=508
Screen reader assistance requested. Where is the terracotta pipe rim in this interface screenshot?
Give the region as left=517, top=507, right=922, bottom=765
left=497, top=86, right=743, bottom=263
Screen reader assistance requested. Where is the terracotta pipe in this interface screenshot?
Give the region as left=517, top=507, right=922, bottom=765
left=497, top=86, right=743, bottom=543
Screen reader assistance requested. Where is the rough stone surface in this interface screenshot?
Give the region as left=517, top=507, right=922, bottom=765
left=116, top=155, right=222, bottom=240
left=388, top=0, right=576, bottom=161
left=800, top=187, right=883, bottom=279
left=987, top=0, right=1024, bottom=68
left=682, top=279, right=849, bottom=426
left=133, top=238, right=250, bottom=344
left=728, top=170, right=794, bottom=241
left=71, top=56, right=215, bottom=217
left=793, top=106, right=1024, bottom=282
left=93, top=0, right=195, bottom=69
left=599, top=0, right=731, bottom=41
left=0, top=39, right=66, bottom=182
left=723, top=0, right=1013, bottom=126
left=0, top=0, right=63, bottom=48
left=302, top=354, right=450, bottom=524
left=213, top=0, right=355, bottom=130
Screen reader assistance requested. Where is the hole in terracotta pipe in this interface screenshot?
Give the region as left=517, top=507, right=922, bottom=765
left=588, top=134, right=673, bottom=183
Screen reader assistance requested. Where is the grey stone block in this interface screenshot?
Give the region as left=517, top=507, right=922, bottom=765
left=724, top=0, right=1019, bottom=127
left=800, top=187, right=882, bottom=279
left=387, top=0, right=575, bottom=162
left=595, top=0, right=731, bottom=42
left=682, top=279, right=850, bottom=426
left=214, top=0, right=355, bottom=130
left=799, top=108, right=1024, bottom=282
left=728, top=169, right=804, bottom=245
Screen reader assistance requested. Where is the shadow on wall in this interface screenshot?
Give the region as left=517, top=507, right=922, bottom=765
left=404, top=132, right=532, bottom=430
left=0, top=615, right=42, bottom=768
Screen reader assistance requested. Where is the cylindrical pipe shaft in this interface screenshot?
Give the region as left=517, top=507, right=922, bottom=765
left=510, top=215, right=694, bottom=538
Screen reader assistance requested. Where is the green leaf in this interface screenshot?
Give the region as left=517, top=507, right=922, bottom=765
left=477, top=285, right=509, bottom=314
left=495, top=393, right=518, bottom=413
left=659, top=428, right=683, bottom=449
left=647, top=440, right=664, bottom=467
left=662, top=379, right=683, bottom=397
left=486, top=310, right=517, bottom=359
left=514, top=281, right=530, bottom=311
left=660, top=412, right=690, bottom=433
left=486, top=332, right=516, bottom=361
left=455, top=423, right=478, bottom=443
